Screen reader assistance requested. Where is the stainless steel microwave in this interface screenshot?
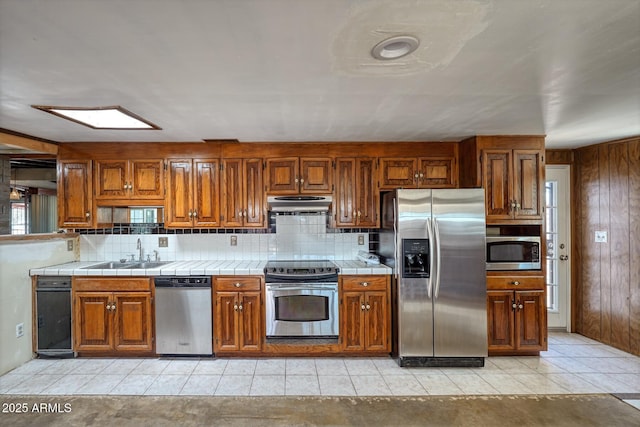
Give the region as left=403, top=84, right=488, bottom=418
left=486, top=236, right=541, bottom=270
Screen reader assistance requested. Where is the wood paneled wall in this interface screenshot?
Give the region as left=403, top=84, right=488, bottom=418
left=574, top=137, right=640, bottom=355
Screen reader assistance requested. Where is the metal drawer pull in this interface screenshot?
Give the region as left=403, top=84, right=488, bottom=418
left=511, top=281, right=520, bottom=286
left=360, top=282, right=369, bottom=287
left=234, top=283, right=241, bottom=288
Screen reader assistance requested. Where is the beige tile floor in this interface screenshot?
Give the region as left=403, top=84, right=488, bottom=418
left=1, top=332, right=639, bottom=410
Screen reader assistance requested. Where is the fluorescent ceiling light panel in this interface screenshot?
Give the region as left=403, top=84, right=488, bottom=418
left=32, top=105, right=160, bottom=130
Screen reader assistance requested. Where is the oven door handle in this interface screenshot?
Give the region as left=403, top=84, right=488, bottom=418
left=266, top=284, right=337, bottom=291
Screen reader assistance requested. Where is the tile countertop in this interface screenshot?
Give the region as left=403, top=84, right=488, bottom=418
left=29, top=260, right=391, bottom=277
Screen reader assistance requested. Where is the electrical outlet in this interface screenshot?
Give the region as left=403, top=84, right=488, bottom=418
left=67, top=239, right=74, bottom=251
left=158, top=237, right=168, bottom=247
left=16, top=323, right=24, bottom=338
left=358, top=234, right=365, bottom=245
left=230, top=235, right=237, bottom=246
left=595, top=231, right=607, bottom=243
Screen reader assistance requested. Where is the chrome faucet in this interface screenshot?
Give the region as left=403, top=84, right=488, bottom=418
left=136, top=238, right=143, bottom=261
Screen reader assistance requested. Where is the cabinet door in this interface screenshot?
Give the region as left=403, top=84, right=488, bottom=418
left=221, top=159, right=244, bottom=227
left=515, top=291, right=546, bottom=351
left=130, top=160, right=164, bottom=199
left=487, top=291, right=516, bottom=351
left=341, top=291, right=365, bottom=351
left=300, top=158, right=332, bottom=193
left=243, top=158, right=265, bottom=227
left=364, top=291, right=389, bottom=351
left=74, top=292, right=112, bottom=351
left=266, top=157, right=298, bottom=194
left=419, top=157, right=456, bottom=188
left=483, top=150, right=513, bottom=221
left=215, top=292, right=239, bottom=351
left=193, top=159, right=220, bottom=227
left=356, top=158, right=379, bottom=227
left=113, top=292, right=152, bottom=351
left=95, top=160, right=128, bottom=199
left=335, top=158, right=356, bottom=226
left=379, top=158, right=417, bottom=189
left=58, top=160, right=93, bottom=227
left=165, top=160, right=194, bottom=227
left=239, top=292, right=262, bottom=351
left=513, top=150, right=542, bottom=220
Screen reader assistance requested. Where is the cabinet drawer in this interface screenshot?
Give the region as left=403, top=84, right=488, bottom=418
left=73, top=277, right=151, bottom=292
left=487, top=275, right=544, bottom=290
left=341, top=275, right=389, bottom=291
left=215, top=276, right=262, bottom=291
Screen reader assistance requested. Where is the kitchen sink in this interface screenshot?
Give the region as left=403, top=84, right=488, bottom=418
left=129, top=261, right=171, bottom=269
left=83, top=261, right=138, bottom=269
left=83, top=261, right=170, bottom=269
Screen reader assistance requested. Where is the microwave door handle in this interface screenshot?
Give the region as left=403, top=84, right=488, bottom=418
left=433, top=218, right=441, bottom=299
left=426, top=218, right=434, bottom=299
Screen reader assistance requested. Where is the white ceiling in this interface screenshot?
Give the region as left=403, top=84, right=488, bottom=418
left=1, top=0, right=639, bottom=149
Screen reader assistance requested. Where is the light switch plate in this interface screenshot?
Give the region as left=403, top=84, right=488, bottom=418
left=230, top=236, right=237, bottom=246
left=358, top=234, right=365, bottom=245
left=595, top=231, right=607, bottom=243
left=158, top=237, right=168, bottom=247
left=67, top=240, right=74, bottom=251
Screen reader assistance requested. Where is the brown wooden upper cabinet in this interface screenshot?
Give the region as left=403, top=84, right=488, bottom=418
left=94, top=159, right=164, bottom=200
left=265, top=157, right=333, bottom=194
left=166, top=159, right=221, bottom=228
left=482, top=149, right=542, bottom=223
left=58, top=159, right=94, bottom=228
left=379, top=157, right=457, bottom=189
left=222, top=158, right=265, bottom=228
left=335, top=158, right=379, bottom=227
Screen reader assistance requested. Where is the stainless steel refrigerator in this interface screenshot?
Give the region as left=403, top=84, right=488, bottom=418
left=379, top=189, right=487, bottom=367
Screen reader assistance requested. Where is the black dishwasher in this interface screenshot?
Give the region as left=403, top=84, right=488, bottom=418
left=36, top=276, right=73, bottom=357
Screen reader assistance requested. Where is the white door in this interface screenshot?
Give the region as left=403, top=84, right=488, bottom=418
left=545, top=165, right=571, bottom=330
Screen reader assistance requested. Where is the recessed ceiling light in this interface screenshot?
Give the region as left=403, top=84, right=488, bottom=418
left=32, top=105, right=161, bottom=130
left=371, top=35, right=420, bottom=60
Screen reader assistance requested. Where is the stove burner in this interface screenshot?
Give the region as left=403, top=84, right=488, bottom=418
left=264, top=260, right=339, bottom=280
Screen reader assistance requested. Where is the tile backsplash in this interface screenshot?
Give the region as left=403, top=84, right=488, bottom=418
left=80, top=214, right=369, bottom=262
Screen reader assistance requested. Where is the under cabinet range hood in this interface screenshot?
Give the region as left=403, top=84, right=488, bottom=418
left=267, top=195, right=332, bottom=212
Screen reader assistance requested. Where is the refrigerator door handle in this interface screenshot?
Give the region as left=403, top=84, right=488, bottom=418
left=426, top=218, right=435, bottom=299
left=433, top=218, right=442, bottom=299
left=393, top=200, right=399, bottom=280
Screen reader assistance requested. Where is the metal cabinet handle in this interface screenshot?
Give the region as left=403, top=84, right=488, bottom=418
left=365, top=304, right=371, bottom=310
left=511, top=281, right=520, bottom=286
left=234, top=283, right=241, bottom=288
left=295, top=177, right=299, bottom=183
left=192, top=210, right=198, bottom=218
left=188, top=210, right=193, bottom=218
left=518, top=303, right=524, bottom=309
left=360, top=282, right=369, bottom=287
left=361, top=304, right=366, bottom=311
left=512, top=301, right=517, bottom=309
left=300, top=178, right=304, bottom=184
left=238, top=304, right=243, bottom=311
left=85, top=212, right=90, bottom=218
left=233, top=304, right=238, bottom=311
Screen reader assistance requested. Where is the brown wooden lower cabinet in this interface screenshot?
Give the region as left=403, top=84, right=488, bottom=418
left=213, top=276, right=263, bottom=353
left=73, top=277, right=153, bottom=353
left=340, top=275, right=390, bottom=353
left=487, top=290, right=546, bottom=354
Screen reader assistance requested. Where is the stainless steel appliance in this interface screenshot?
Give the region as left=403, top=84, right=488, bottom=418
left=36, top=276, right=73, bottom=357
left=264, top=260, right=339, bottom=337
left=379, top=189, right=487, bottom=367
left=486, top=236, right=541, bottom=270
left=154, top=276, right=213, bottom=355
left=267, top=195, right=332, bottom=212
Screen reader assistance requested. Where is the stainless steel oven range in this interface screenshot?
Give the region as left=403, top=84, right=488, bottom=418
left=264, top=260, right=339, bottom=338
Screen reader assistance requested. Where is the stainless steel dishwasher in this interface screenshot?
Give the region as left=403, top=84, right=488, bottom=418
left=154, top=276, right=213, bottom=356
